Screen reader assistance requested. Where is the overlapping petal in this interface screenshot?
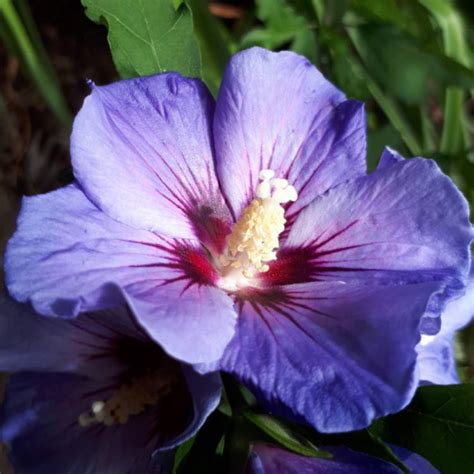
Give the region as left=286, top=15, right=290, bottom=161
left=219, top=281, right=439, bottom=433
left=280, top=155, right=472, bottom=324
left=0, top=297, right=222, bottom=472
left=388, top=445, right=438, bottom=473
left=0, top=372, right=197, bottom=473
left=0, top=294, right=143, bottom=379
left=246, top=443, right=402, bottom=474
left=5, top=185, right=237, bottom=363
left=71, top=73, right=231, bottom=242
left=417, top=268, right=474, bottom=384
left=214, top=47, right=366, bottom=220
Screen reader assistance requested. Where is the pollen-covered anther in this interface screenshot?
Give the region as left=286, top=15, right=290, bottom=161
left=78, top=370, right=177, bottom=428
left=219, top=170, right=297, bottom=285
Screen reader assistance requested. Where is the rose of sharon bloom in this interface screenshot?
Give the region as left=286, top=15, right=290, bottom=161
left=0, top=294, right=220, bottom=473
left=417, top=267, right=474, bottom=385
left=5, top=48, right=472, bottom=432
left=246, top=443, right=438, bottom=474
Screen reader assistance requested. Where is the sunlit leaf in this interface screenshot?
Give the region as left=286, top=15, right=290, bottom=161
left=241, top=0, right=308, bottom=49
left=244, top=411, right=331, bottom=459
left=82, top=0, right=201, bottom=78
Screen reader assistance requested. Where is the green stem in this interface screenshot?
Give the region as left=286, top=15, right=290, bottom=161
left=221, top=373, right=247, bottom=415
left=418, top=0, right=471, bottom=154
left=0, top=0, right=72, bottom=126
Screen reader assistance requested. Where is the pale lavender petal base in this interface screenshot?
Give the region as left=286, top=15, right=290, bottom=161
left=214, top=47, right=366, bottom=220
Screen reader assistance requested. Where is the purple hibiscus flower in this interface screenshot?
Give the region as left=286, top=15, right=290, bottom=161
left=0, top=294, right=221, bottom=473
left=417, top=266, right=474, bottom=385
left=246, top=443, right=438, bottom=474
left=5, top=47, right=472, bottom=432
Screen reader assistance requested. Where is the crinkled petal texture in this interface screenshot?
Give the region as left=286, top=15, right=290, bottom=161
left=71, top=73, right=231, bottom=241
left=5, top=185, right=237, bottom=364
left=221, top=150, right=471, bottom=432
left=417, top=268, right=474, bottom=385
left=214, top=47, right=367, bottom=221
left=280, top=152, right=472, bottom=321
left=0, top=297, right=222, bottom=473
left=246, top=444, right=402, bottom=474
left=417, top=334, right=459, bottom=385
left=219, top=281, right=439, bottom=433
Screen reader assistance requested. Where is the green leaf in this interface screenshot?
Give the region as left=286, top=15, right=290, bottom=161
left=290, top=28, right=318, bottom=64
left=350, top=0, right=430, bottom=37
left=372, top=384, right=474, bottom=474
left=241, top=0, right=308, bottom=50
left=176, top=411, right=229, bottom=474
left=367, top=123, right=404, bottom=171
left=243, top=411, right=331, bottom=459
left=82, top=0, right=201, bottom=79
left=349, top=24, right=474, bottom=105
left=319, top=29, right=369, bottom=99
left=186, top=0, right=231, bottom=95
left=341, top=26, right=423, bottom=155
left=172, top=437, right=195, bottom=474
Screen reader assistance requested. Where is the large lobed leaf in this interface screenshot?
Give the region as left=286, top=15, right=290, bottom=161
left=372, top=384, right=474, bottom=474
left=81, top=0, right=201, bottom=79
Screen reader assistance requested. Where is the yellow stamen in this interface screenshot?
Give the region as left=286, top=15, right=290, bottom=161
left=78, top=369, right=177, bottom=427
left=218, top=169, right=297, bottom=289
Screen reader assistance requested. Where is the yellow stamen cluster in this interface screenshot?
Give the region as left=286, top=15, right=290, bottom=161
left=219, top=170, right=297, bottom=285
left=223, top=199, right=285, bottom=275
left=78, top=370, right=176, bottom=427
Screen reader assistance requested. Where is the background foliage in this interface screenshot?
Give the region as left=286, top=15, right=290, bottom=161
left=1, top=1, right=474, bottom=473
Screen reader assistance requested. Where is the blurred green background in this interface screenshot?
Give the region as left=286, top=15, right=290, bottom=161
left=0, top=0, right=473, bottom=377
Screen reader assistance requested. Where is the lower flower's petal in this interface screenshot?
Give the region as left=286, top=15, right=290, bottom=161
left=1, top=369, right=220, bottom=473
left=388, top=444, right=439, bottom=473
left=5, top=185, right=237, bottom=364
left=0, top=373, right=163, bottom=474
left=72, top=74, right=231, bottom=242
left=0, top=295, right=164, bottom=381
left=169, top=366, right=222, bottom=449
left=220, top=281, right=438, bottom=433
left=214, top=47, right=366, bottom=220
left=247, top=443, right=402, bottom=474
left=281, top=156, right=472, bottom=324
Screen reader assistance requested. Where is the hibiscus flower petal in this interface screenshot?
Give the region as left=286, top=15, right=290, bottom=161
left=417, top=334, right=459, bottom=385
left=0, top=294, right=146, bottom=379
left=214, top=47, right=366, bottom=220
left=219, top=281, right=439, bottom=433
left=388, top=444, right=439, bottom=473
left=5, top=185, right=236, bottom=364
left=71, top=74, right=231, bottom=242
left=0, top=369, right=219, bottom=473
left=247, top=443, right=402, bottom=474
left=416, top=269, right=474, bottom=385
left=280, top=156, right=472, bottom=323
